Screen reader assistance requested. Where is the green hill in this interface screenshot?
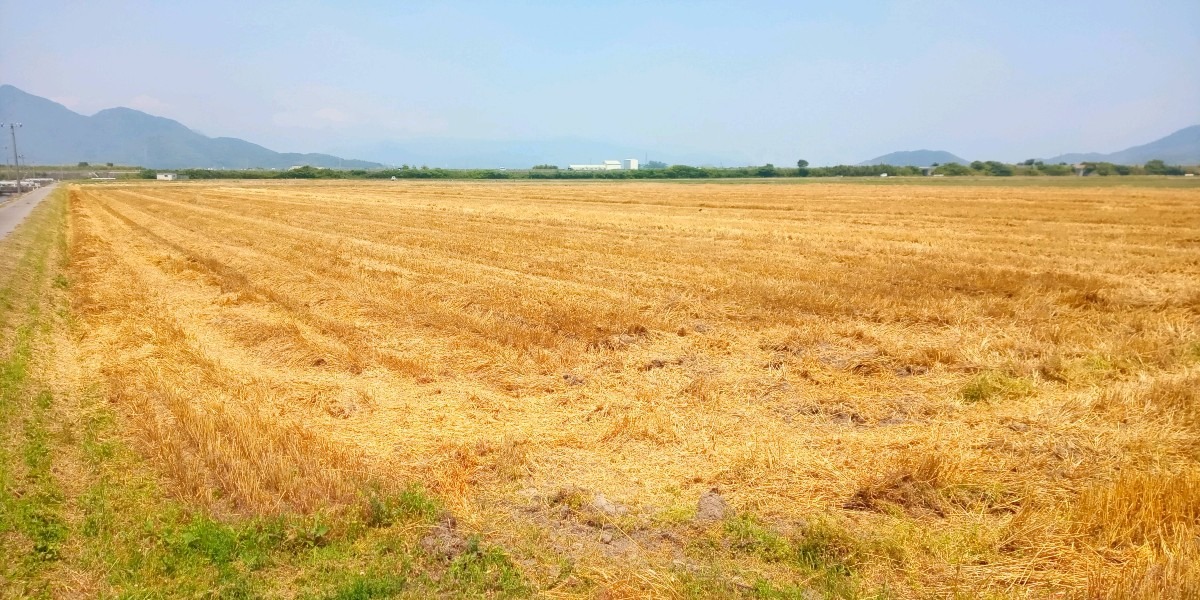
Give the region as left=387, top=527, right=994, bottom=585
left=1045, top=125, right=1200, bottom=165
left=858, top=149, right=968, bottom=167
left=0, top=85, right=381, bottom=169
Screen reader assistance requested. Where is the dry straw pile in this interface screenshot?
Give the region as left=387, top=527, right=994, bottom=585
left=68, top=180, right=1199, bottom=596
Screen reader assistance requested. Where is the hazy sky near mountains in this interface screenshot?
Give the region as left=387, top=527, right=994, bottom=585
left=2, top=0, right=1198, bottom=165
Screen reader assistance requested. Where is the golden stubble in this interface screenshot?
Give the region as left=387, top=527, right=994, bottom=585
left=66, top=180, right=1200, bottom=596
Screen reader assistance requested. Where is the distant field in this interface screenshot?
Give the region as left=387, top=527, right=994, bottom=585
left=4, top=180, right=1197, bottom=597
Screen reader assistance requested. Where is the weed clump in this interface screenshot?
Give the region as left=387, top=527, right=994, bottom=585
left=724, top=514, right=859, bottom=598
left=363, top=484, right=441, bottom=528
left=959, top=371, right=1033, bottom=403
left=317, top=573, right=408, bottom=600
left=725, top=514, right=793, bottom=562
left=445, top=537, right=529, bottom=596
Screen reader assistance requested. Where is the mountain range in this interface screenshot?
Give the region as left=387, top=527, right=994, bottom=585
left=858, top=150, right=968, bottom=167
left=856, top=126, right=1200, bottom=168
left=1042, top=125, right=1200, bottom=165
left=2, top=84, right=1197, bottom=169
left=0, top=85, right=381, bottom=169
left=0, top=85, right=741, bottom=169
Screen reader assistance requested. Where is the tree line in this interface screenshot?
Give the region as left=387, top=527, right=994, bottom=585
left=138, top=158, right=1195, bottom=181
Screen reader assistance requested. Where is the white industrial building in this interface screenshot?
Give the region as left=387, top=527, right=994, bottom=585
left=156, top=172, right=188, bottom=181
left=568, top=158, right=638, bottom=171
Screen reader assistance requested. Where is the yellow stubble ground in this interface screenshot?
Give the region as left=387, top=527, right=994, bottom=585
left=67, top=179, right=1200, bottom=596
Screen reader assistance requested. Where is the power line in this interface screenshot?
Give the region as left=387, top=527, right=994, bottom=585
left=1, top=123, right=23, bottom=192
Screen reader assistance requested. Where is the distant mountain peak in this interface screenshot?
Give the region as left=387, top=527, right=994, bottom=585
left=1044, top=125, right=1200, bottom=165
left=858, top=149, right=967, bottom=167
left=0, top=84, right=381, bottom=169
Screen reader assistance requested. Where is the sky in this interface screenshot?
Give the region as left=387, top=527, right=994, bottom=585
left=1, top=0, right=1198, bottom=166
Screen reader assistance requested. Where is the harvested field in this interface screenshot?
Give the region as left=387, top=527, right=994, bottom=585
left=66, top=179, right=1200, bottom=596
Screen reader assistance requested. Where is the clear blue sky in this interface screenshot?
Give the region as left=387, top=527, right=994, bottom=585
left=2, top=0, right=1198, bottom=165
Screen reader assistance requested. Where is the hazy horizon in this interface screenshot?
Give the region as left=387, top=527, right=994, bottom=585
left=2, top=0, right=1198, bottom=166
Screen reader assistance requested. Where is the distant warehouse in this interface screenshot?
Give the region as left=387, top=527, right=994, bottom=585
left=568, top=159, right=638, bottom=171
left=156, top=172, right=189, bottom=181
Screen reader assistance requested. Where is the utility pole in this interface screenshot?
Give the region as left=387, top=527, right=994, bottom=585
left=2, top=123, right=22, bottom=192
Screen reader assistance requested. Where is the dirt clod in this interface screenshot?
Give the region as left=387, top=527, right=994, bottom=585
left=832, top=410, right=866, bottom=425
left=895, top=365, right=930, bottom=377
left=420, top=513, right=467, bottom=559
left=325, top=388, right=367, bottom=418
left=592, top=493, right=628, bottom=516
left=602, top=333, right=638, bottom=350
left=696, top=488, right=729, bottom=521
left=644, top=357, right=682, bottom=370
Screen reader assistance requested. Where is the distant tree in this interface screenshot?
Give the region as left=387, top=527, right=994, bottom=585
left=644, top=160, right=668, bottom=169
left=756, top=164, right=778, bottom=177
left=278, top=165, right=332, bottom=179
left=531, top=164, right=558, bottom=170
left=934, top=162, right=971, bottom=176
left=78, top=162, right=89, bottom=167
left=1036, top=163, right=1071, bottom=176
left=665, top=164, right=708, bottom=178
left=796, top=159, right=809, bottom=169
left=984, top=161, right=1014, bottom=176
left=1143, top=159, right=1183, bottom=175
left=1085, top=162, right=1127, bottom=176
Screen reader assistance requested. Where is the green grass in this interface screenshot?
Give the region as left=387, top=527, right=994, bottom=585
left=0, top=191, right=69, bottom=594
left=315, top=573, right=409, bottom=600
left=726, top=514, right=794, bottom=563
left=720, top=514, right=865, bottom=599
left=363, top=484, right=442, bottom=528
left=445, top=537, right=531, bottom=596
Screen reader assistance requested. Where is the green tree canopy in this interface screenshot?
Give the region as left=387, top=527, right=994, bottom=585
left=934, top=162, right=971, bottom=176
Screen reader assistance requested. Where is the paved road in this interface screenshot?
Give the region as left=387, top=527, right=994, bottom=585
left=0, top=184, right=57, bottom=241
